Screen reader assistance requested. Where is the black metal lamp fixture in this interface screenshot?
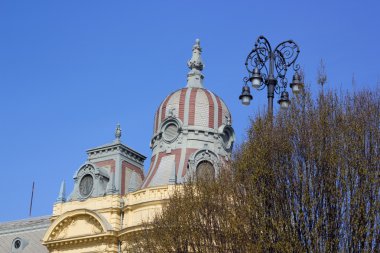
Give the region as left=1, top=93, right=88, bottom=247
left=239, top=85, right=253, bottom=105
left=289, top=71, right=303, bottom=94
left=249, top=67, right=263, bottom=89
left=240, top=35, right=302, bottom=115
left=278, top=91, right=291, bottom=109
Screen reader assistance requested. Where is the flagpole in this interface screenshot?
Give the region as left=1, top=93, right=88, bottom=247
left=29, top=181, right=34, bottom=217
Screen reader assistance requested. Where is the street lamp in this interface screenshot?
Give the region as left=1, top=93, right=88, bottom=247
left=239, top=35, right=302, bottom=116
left=239, top=85, right=253, bottom=105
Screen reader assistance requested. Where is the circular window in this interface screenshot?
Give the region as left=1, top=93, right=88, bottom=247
left=13, top=239, right=21, bottom=249
left=79, top=174, right=93, bottom=197
left=163, top=123, right=179, bottom=142
left=196, top=161, right=215, bottom=180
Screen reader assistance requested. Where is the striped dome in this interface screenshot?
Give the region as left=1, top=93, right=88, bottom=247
left=153, top=87, right=231, bottom=134
left=142, top=39, right=235, bottom=189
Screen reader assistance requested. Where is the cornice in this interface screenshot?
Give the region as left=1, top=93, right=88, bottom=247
left=87, top=143, right=146, bottom=164
left=119, top=225, right=146, bottom=238
left=43, top=232, right=118, bottom=247
left=123, top=199, right=169, bottom=212
left=52, top=201, right=122, bottom=221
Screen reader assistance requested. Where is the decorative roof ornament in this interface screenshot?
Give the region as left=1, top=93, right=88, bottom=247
left=56, top=181, right=66, bottom=203
left=167, top=105, right=176, bottom=118
left=115, top=124, right=121, bottom=143
left=187, top=39, right=205, bottom=88
left=225, top=115, right=231, bottom=126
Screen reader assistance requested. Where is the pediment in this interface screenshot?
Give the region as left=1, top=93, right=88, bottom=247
left=48, top=214, right=103, bottom=240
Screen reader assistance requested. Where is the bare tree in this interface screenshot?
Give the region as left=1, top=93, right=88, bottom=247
left=127, top=87, right=380, bottom=252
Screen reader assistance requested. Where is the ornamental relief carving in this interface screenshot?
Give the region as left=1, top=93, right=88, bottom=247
left=48, top=214, right=103, bottom=240
left=189, top=149, right=220, bottom=170
left=76, top=164, right=96, bottom=179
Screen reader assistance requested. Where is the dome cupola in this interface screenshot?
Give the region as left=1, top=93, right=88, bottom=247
left=142, top=39, right=235, bottom=188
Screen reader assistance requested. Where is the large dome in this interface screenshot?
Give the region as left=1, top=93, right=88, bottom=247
left=153, top=87, right=231, bottom=135
left=142, top=39, right=235, bottom=189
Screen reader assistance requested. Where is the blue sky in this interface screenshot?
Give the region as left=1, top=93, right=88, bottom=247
left=0, top=0, right=379, bottom=222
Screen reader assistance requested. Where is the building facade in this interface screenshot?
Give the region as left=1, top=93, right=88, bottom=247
left=0, top=39, right=234, bottom=253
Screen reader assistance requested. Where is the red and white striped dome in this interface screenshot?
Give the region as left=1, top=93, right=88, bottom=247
left=141, top=39, right=234, bottom=189
left=153, top=87, right=231, bottom=134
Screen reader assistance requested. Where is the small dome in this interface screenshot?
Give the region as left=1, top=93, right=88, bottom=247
left=153, top=87, right=231, bottom=135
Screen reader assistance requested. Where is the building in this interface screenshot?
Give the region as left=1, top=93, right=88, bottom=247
left=0, top=216, right=50, bottom=252
left=0, top=39, right=234, bottom=252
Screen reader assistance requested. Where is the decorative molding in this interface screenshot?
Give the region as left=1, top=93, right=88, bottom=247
left=43, top=209, right=113, bottom=243
left=70, top=163, right=109, bottom=201
left=188, top=149, right=220, bottom=177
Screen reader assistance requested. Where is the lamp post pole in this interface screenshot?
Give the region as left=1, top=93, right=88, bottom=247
left=267, top=51, right=277, bottom=115
left=239, top=35, right=302, bottom=117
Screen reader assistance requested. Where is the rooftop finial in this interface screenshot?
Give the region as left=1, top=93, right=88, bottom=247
left=57, top=180, right=66, bottom=203
left=187, top=39, right=204, bottom=88
left=115, top=124, right=121, bottom=143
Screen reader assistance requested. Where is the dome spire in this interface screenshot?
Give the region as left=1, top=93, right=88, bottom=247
left=187, top=39, right=204, bottom=88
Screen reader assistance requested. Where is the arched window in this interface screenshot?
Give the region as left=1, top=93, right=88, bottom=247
left=196, top=161, right=215, bottom=180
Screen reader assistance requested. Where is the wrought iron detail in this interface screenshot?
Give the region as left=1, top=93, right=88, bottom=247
left=244, top=35, right=300, bottom=92
left=241, top=35, right=301, bottom=116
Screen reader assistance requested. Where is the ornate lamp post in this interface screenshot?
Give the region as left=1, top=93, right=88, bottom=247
left=239, top=35, right=302, bottom=116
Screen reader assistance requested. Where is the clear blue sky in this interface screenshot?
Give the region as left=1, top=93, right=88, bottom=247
left=0, top=0, right=379, bottom=222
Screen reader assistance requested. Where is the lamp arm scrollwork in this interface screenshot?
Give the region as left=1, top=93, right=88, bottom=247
left=256, top=35, right=272, bottom=53
left=272, top=40, right=300, bottom=89
left=274, top=40, right=300, bottom=67
left=245, top=49, right=268, bottom=75
left=274, top=41, right=300, bottom=71
left=245, top=35, right=275, bottom=82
